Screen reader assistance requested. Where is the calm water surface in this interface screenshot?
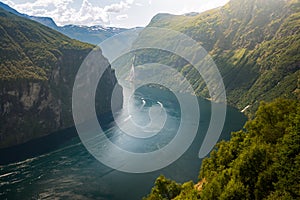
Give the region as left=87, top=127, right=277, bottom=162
left=0, top=86, right=246, bottom=200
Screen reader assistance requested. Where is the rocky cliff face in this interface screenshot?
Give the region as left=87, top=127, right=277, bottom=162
left=0, top=8, right=123, bottom=148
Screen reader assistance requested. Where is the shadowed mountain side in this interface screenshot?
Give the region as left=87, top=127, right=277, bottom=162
left=0, top=7, right=123, bottom=148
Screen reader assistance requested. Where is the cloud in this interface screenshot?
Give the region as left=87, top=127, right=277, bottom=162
left=104, top=0, right=135, bottom=13
left=2, top=0, right=15, bottom=6
left=13, top=0, right=73, bottom=12
left=126, top=0, right=135, bottom=4
left=3, top=0, right=135, bottom=26
left=104, top=1, right=129, bottom=13
left=73, top=0, right=109, bottom=25
left=135, top=3, right=143, bottom=6
left=116, top=14, right=128, bottom=20
left=3, top=0, right=230, bottom=28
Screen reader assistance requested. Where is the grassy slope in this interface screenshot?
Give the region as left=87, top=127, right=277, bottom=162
left=141, top=0, right=300, bottom=116
left=0, top=7, right=94, bottom=81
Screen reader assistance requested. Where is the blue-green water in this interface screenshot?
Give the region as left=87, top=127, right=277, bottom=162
left=0, top=87, right=246, bottom=200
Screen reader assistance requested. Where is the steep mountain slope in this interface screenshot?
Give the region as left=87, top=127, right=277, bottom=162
left=133, top=0, right=300, bottom=116
left=142, top=0, right=300, bottom=198
left=28, top=16, right=58, bottom=30
left=0, top=7, right=122, bottom=148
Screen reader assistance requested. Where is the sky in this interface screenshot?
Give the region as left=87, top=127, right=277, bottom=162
left=2, top=0, right=230, bottom=28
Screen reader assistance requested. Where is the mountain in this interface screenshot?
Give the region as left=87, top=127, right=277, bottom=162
left=0, top=1, right=57, bottom=29
left=0, top=2, right=22, bottom=16
left=56, top=25, right=129, bottom=45
left=0, top=2, right=129, bottom=45
left=131, top=0, right=300, bottom=116
left=0, top=7, right=123, bottom=148
left=28, top=16, right=58, bottom=29
left=142, top=0, right=300, bottom=198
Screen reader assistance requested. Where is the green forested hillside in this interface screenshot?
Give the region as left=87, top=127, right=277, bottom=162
left=143, top=0, right=300, bottom=199
left=0, top=8, right=122, bottom=148
left=131, top=0, right=300, bottom=116
left=144, top=99, right=300, bottom=199
left=0, top=7, right=93, bottom=81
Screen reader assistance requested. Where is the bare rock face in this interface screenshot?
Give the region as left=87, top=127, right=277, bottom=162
left=20, top=83, right=42, bottom=110
left=0, top=50, right=122, bottom=148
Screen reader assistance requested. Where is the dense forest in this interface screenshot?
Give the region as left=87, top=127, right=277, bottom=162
left=143, top=99, right=300, bottom=199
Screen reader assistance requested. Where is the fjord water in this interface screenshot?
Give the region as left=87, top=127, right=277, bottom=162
left=0, top=86, right=246, bottom=200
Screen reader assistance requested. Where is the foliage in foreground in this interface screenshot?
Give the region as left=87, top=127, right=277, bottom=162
left=143, top=99, right=300, bottom=199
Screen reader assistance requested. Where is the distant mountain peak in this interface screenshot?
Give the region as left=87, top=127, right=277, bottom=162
left=149, top=13, right=176, bottom=24
left=28, top=16, right=57, bottom=29
left=0, top=2, right=57, bottom=29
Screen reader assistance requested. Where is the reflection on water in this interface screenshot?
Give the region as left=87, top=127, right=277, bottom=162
left=0, top=86, right=246, bottom=200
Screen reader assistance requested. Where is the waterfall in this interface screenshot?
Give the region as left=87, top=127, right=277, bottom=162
left=129, top=63, right=135, bottom=83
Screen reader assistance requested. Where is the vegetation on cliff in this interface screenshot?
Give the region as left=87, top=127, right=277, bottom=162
left=130, top=0, right=299, bottom=117
left=144, top=99, right=300, bottom=199
left=139, top=1, right=300, bottom=198
left=0, top=7, right=93, bottom=81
